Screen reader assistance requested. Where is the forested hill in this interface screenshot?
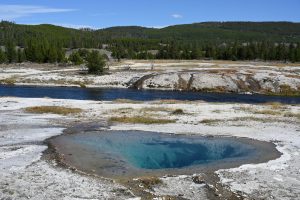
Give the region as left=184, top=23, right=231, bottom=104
left=1, top=21, right=300, bottom=48
left=1, top=21, right=300, bottom=63
left=101, top=22, right=300, bottom=43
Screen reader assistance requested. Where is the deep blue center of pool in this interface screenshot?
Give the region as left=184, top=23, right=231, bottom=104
left=69, top=131, right=256, bottom=169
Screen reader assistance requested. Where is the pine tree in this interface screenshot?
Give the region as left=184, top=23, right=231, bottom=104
left=17, top=48, right=26, bottom=63
left=5, top=40, right=17, bottom=63
left=191, top=46, right=201, bottom=59
left=0, top=48, right=7, bottom=63
left=86, top=51, right=106, bottom=74
left=69, top=51, right=83, bottom=65
left=295, top=43, right=300, bottom=62
left=48, top=45, right=58, bottom=63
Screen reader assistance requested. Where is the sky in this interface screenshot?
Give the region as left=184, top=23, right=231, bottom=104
left=0, top=0, right=300, bottom=29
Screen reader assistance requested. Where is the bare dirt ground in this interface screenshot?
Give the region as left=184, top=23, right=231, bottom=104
left=0, top=97, right=299, bottom=199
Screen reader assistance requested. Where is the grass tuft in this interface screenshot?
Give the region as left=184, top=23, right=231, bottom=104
left=284, top=112, right=300, bottom=120
left=140, top=107, right=173, bottom=112
left=199, top=119, right=221, bottom=125
left=0, top=78, right=16, bottom=85
left=230, top=116, right=272, bottom=123
left=263, top=102, right=285, bottom=110
left=109, top=116, right=176, bottom=124
left=25, top=106, right=82, bottom=115
left=254, top=109, right=281, bottom=115
left=113, top=99, right=143, bottom=104
left=153, top=99, right=194, bottom=104
left=137, top=177, right=163, bottom=190
left=171, top=109, right=185, bottom=115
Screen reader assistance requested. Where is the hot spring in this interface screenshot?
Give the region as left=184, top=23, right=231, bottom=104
left=49, top=130, right=280, bottom=177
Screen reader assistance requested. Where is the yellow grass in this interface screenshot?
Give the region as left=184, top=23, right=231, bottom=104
left=199, top=119, right=221, bottom=125
left=136, top=177, right=163, bottom=189
left=25, top=106, right=82, bottom=115
left=254, top=109, right=281, bottom=115
left=284, top=112, right=300, bottom=120
left=263, top=102, right=285, bottom=110
left=109, top=116, right=176, bottom=124
left=113, top=99, right=143, bottom=104
left=0, top=78, right=16, bottom=85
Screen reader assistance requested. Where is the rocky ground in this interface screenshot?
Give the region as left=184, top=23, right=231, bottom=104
left=0, top=96, right=299, bottom=199
left=0, top=60, right=300, bottom=95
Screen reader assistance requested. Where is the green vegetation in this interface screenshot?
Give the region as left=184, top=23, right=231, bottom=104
left=25, top=106, right=82, bottom=115
left=5, top=40, right=17, bottom=63
left=0, top=48, right=7, bottom=63
left=68, top=51, right=83, bottom=65
left=172, top=109, right=185, bottom=115
left=1, top=21, right=300, bottom=62
left=24, top=39, right=64, bottom=63
left=109, top=116, right=176, bottom=124
left=86, top=50, right=106, bottom=74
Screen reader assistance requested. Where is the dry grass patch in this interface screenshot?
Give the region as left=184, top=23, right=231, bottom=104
left=200, top=119, right=221, bottom=125
left=238, top=104, right=285, bottom=115
left=113, top=99, right=143, bottom=104
left=110, top=107, right=135, bottom=114
left=71, top=81, right=87, bottom=88
left=25, top=106, right=82, bottom=115
left=153, top=99, right=195, bottom=104
left=212, top=110, right=222, bottom=114
left=136, top=177, right=163, bottom=190
left=140, top=106, right=173, bottom=112
left=230, top=116, right=273, bottom=123
left=0, top=78, right=16, bottom=85
left=254, top=109, right=281, bottom=115
left=263, top=102, right=285, bottom=110
left=284, top=112, right=300, bottom=120
left=235, top=106, right=254, bottom=113
left=279, top=84, right=300, bottom=96
left=109, top=116, right=176, bottom=124
left=171, top=109, right=185, bottom=115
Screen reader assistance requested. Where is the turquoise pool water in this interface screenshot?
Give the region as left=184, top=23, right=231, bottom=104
left=56, top=131, right=257, bottom=170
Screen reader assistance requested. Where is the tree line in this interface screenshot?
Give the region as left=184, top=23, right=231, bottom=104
left=0, top=39, right=64, bottom=64
left=110, top=41, right=300, bottom=62
left=0, top=40, right=106, bottom=74
left=1, top=40, right=300, bottom=64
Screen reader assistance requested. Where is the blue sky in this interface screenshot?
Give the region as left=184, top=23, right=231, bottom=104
left=0, top=0, right=300, bottom=29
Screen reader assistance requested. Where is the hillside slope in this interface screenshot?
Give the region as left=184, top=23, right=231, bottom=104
left=1, top=21, right=300, bottom=48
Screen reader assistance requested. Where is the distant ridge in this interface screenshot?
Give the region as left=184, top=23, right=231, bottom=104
left=1, top=21, right=300, bottom=48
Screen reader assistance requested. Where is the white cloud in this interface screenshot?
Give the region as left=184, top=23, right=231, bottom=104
left=171, top=14, right=183, bottom=19
left=24, top=22, right=97, bottom=30
left=0, top=4, right=76, bottom=20
left=146, top=25, right=168, bottom=29
left=54, top=23, right=96, bottom=29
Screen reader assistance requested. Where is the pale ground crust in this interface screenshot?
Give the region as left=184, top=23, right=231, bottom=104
left=0, top=96, right=299, bottom=199
left=1, top=60, right=300, bottom=95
